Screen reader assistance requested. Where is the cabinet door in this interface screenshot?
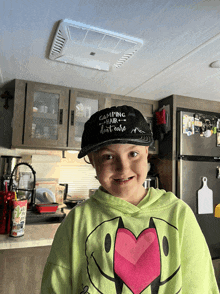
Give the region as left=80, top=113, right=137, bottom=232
left=0, top=246, right=51, bottom=294
left=68, top=89, right=105, bottom=149
left=11, top=80, right=26, bottom=148
left=23, top=82, right=69, bottom=148
left=111, top=98, right=156, bottom=152
left=111, top=98, right=153, bottom=118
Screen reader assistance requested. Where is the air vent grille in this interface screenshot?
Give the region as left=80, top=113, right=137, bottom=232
left=49, top=19, right=143, bottom=71
left=114, top=50, right=137, bottom=68
left=50, top=30, right=66, bottom=56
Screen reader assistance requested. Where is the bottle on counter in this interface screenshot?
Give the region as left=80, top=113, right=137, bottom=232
left=10, top=192, right=27, bottom=238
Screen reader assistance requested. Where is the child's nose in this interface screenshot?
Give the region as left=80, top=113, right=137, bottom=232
left=115, top=157, right=129, bottom=171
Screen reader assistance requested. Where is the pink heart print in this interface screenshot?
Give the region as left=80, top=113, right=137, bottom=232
left=114, top=228, right=160, bottom=294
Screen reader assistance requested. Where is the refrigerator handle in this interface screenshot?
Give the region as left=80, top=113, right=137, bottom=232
left=179, top=111, right=183, bottom=156
left=177, top=158, right=183, bottom=199
left=177, top=111, right=183, bottom=199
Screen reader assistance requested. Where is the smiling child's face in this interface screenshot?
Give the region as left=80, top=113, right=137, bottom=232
left=88, top=144, right=149, bottom=205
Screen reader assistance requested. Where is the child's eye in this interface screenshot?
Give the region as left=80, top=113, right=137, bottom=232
left=102, top=154, right=113, bottom=161
left=130, top=151, right=138, bottom=157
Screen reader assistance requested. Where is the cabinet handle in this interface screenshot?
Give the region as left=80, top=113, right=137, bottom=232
left=59, top=109, right=63, bottom=125
left=71, top=110, right=74, bottom=126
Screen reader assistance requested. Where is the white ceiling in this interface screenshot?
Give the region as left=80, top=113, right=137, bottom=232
left=1, top=0, right=220, bottom=101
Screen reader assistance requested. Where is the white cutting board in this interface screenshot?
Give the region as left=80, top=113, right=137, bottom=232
left=198, top=177, right=213, bottom=214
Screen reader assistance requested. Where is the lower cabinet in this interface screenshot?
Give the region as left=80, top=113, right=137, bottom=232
left=1, top=247, right=219, bottom=293
left=0, top=246, right=51, bottom=294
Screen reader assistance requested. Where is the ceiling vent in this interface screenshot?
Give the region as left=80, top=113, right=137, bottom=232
left=49, top=19, right=143, bottom=71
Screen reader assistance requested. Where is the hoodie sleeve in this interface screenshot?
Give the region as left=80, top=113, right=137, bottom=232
left=179, top=205, right=219, bottom=294
left=40, top=214, right=73, bottom=294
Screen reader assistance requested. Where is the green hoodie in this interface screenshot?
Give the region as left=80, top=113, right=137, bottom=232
left=41, top=187, right=219, bottom=294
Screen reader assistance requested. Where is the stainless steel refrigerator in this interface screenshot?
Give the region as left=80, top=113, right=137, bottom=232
left=177, top=110, right=220, bottom=259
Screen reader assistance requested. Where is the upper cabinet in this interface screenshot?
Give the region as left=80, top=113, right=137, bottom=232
left=110, top=97, right=154, bottom=118
left=22, top=81, right=69, bottom=148
left=68, top=89, right=105, bottom=150
left=11, top=80, right=104, bottom=150
left=3, top=79, right=158, bottom=152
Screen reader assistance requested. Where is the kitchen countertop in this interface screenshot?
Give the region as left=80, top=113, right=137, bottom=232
left=0, top=223, right=60, bottom=250
left=0, top=207, right=72, bottom=250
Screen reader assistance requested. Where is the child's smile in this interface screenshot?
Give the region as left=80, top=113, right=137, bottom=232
left=88, top=144, right=149, bottom=205
left=114, top=176, right=134, bottom=184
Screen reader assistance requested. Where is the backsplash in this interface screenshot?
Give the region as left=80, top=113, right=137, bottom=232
left=0, top=147, right=99, bottom=199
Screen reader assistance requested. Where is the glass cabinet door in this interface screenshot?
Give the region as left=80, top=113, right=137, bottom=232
left=74, top=97, right=99, bottom=142
left=24, top=82, right=69, bottom=148
left=68, top=90, right=104, bottom=149
left=32, top=91, right=59, bottom=140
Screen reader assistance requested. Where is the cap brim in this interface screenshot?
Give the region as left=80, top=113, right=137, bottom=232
left=78, top=137, right=153, bottom=158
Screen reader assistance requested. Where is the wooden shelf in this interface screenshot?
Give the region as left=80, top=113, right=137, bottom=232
left=33, top=112, right=57, bottom=120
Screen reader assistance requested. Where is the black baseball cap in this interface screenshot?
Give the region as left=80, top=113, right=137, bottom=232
left=78, top=105, right=153, bottom=158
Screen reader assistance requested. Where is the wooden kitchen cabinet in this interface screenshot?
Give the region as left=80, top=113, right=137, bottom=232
left=3, top=79, right=157, bottom=151
left=9, top=80, right=105, bottom=150
left=15, top=80, right=69, bottom=148
left=110, top=97, right=155, bottom=117
left=0, top=246, right=51, bottom=294
left=68, top=88, right=105, bottom=150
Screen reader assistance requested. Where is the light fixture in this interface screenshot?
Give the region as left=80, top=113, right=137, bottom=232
left=67, top=150, right=79, bottom=154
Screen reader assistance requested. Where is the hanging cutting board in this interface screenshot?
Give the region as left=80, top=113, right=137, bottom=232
left=198, top=177, right=213, bottom=214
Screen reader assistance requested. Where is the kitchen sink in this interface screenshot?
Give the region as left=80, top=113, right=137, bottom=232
left=26, top=209, right=66, bottom=225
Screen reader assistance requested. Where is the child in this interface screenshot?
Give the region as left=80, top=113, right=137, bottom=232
left=41, top=105, right=219, bottom=294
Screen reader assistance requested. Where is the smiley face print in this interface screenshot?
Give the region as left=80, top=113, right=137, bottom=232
left=85, top=217, right=182, bottom=294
